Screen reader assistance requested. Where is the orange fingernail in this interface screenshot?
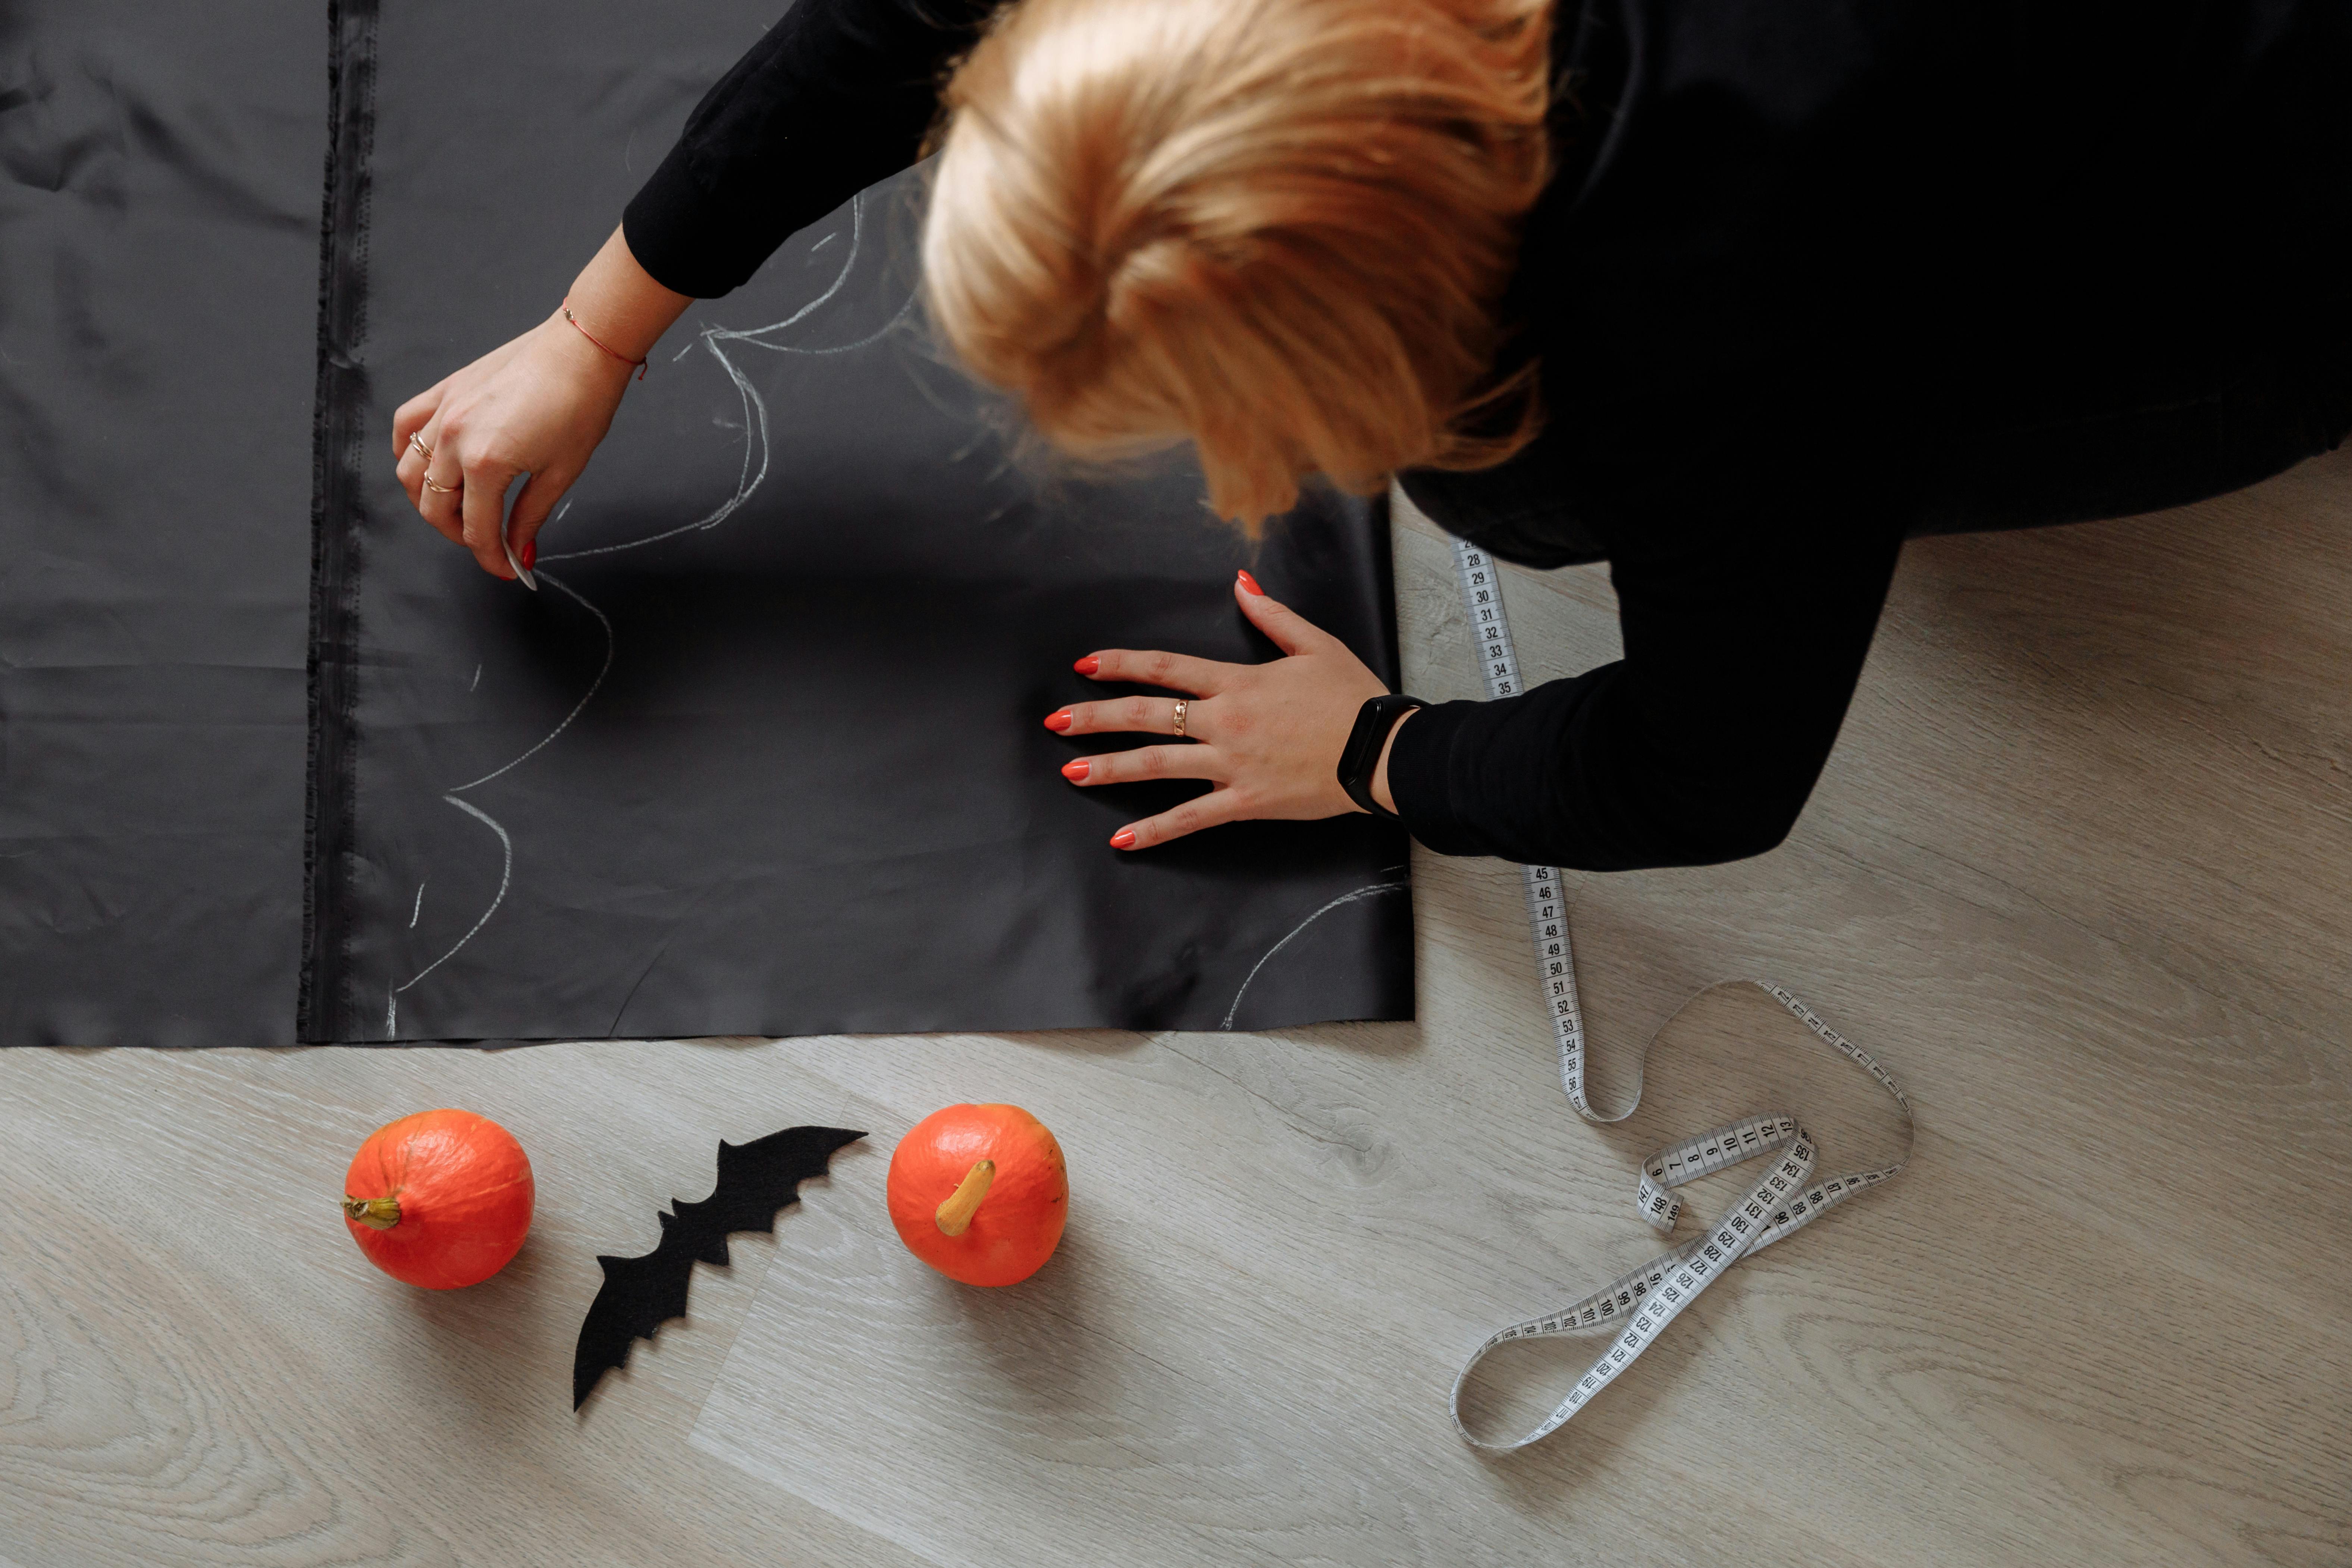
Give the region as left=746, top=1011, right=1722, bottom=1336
left=1073, top=655, right=1100, bottom=675
left=1061, top=759, right=1091, bottom=781
left=1044, top=709, right=1073, bottom=733
left=1236, top=569, right=1265, bottom=596
left=1110, top=828, right=1137, bottom=849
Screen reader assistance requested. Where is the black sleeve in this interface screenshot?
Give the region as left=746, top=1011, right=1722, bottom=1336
left=1385, top=509, right=1903, bottom=872
left=623, top=0, right=1000, bottom=298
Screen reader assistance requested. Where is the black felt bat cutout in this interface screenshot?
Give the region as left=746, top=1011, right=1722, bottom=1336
left=574, top=1125, right=864, bottom=1410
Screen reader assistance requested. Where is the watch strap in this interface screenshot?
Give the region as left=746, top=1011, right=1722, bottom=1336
left=1336, top=693, right=1425, bottom=820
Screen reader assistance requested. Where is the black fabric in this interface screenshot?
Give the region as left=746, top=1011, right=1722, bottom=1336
left=305, top=0, right=1412, bottom=1042
left=625, top=0, right=2352, bottom=872
left=0, top=1, right=321, bottom=1045
left=0, top=0, right=1410, bottom=1045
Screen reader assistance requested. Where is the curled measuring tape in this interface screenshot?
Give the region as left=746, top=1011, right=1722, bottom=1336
left=1446, top=540, right=1916, bottom=1451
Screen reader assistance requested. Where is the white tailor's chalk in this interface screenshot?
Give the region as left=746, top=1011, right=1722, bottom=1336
left=504, top=532, right=537, bottom=591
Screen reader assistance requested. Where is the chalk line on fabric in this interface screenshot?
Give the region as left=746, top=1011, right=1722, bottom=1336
left=542, top=191, right=918, bottom=566
left=446, top=573, right=614, bottom=795
left=1220, top=871, right=1409, bottom=1030
left=388, top=795, right=512, bottom=1037
left=393, top=197, right=912, bottom=1035
left=383, top=574, right=610, bottom=1035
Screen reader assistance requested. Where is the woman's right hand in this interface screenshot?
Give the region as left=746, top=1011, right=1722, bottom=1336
left=391, top=226, right=692, bottom=580
left=392, top=315, right=636, bottom=579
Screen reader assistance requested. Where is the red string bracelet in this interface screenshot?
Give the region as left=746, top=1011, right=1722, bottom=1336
left=560, top=301, right=648, bottom=380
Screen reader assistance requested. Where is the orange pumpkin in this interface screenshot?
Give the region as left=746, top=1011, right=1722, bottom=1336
left=887, top=1104, right=1067, bottom=1286
left=341, top=1109, right=534, bottom=1289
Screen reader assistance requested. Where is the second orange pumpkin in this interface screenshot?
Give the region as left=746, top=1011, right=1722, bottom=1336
left=887, top=1103, right=1067, bottom=1286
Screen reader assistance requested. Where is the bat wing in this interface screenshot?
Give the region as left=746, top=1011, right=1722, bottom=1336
left=703, top=1125, right=870, bottom=1240
left=573, top=1125, right=864, bottom=1411
left=573, top=1224, right=701, bottom=1409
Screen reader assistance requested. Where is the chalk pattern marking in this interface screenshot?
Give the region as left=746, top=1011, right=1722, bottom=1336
left=389, top=195, right=915, bottom=1037
left=1220, top=871, right=1408, bottom=1030
left=542, top=193, right=915, bottom=566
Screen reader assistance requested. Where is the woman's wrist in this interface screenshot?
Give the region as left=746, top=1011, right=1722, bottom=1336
left=561, top=225, right=692, bottom=366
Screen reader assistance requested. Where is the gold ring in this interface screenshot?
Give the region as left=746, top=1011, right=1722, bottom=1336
left=1172, top=699, right=1188, bottom=739
left=421, top=476, right=460, bottom=495
left=408, top=432, right=434, bottom=461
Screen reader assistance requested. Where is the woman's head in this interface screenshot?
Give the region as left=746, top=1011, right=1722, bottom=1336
left=922, top=0, right=1552, bottom=524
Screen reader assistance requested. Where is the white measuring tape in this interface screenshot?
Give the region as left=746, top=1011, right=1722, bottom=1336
left=1445, top=539, right=1916, bottom=1451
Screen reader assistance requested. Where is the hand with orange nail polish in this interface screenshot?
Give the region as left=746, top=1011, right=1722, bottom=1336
left=1048, top=569, right=1393, bottom=850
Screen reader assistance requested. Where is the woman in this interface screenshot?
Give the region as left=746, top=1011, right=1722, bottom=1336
left=392, top=0, right=2352, bottom=869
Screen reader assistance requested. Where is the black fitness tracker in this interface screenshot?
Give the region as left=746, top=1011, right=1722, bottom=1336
left=1336, top=693, right=1426, bottom=820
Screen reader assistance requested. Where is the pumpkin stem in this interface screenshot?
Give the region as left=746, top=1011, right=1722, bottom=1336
left=934, top=1160, right=996, bottom=1237
left=343, top=1195, right=401, bottom=1231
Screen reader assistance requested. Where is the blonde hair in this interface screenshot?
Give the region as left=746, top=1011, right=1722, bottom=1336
left=921, top=0, right=1552, bottom=525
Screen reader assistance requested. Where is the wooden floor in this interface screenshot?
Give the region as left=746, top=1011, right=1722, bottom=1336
left=5, top=454, right=2350, bottom=1567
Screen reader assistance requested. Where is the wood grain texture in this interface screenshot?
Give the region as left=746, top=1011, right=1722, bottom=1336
left=5, top=451, right=2351, bottom=1567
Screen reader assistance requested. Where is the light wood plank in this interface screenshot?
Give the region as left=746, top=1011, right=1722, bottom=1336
left=0, top=1044, right=932, bottom=1568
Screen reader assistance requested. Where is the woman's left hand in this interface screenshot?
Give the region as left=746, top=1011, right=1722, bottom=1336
left=1046, top=569, right=1402, bottom=849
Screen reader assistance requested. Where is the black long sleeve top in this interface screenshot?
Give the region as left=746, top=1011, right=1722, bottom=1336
left=624, top=0, right=2352, bottom=871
